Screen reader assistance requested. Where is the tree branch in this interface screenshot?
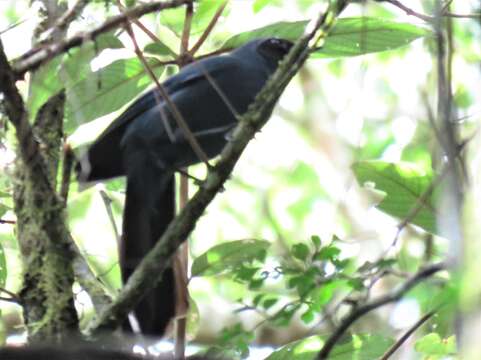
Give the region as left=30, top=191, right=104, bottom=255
left=316, top=263, right=445, bottom=359
left=379, top=310, right=436, bottom=360
left=44, top=0, right=92, bottom=43
left=381, top=0, right=481, bottom=22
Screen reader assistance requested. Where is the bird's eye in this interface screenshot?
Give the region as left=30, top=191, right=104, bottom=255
left=269, top=39, right=281, bottom=46
left=257, top=38, right=293, bottom=61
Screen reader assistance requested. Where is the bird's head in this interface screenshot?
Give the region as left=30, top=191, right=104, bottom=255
left=256, top=37, right=294, bottom=64
left=232, top=37, right=294, bottom=71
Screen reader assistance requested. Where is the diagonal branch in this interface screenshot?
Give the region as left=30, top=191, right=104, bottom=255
left=86, top=0, right=350, bottom=334
left=12, top=0, right=192, bottom=79
left=380, top=310, right=436, bottom=360
left=316, top=263, right=445, bottom=359
left=189, top=1, right=227, bottom=56
left=382, top=0, right=481, bottom=22
left=44, top=0, right=92, bottom=42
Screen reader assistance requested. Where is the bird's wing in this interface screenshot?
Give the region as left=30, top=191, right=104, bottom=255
left=81, top=55, right=242, bottom=181
left=97, top=55, right=241, bottom=139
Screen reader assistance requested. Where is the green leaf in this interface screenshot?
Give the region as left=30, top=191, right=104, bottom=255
left=292, top=243, right=310, bottom=261
left=248, top=278, right=265, bottom=290
left=347, top=278, right=365, bottom=291
left=236, top=265, right=260, bottom=281
left=300, top=309, right=315, bottom=324
left=65, top=57, right=164, bottom=129
left=415, top=333, right=456, bottom=357
left=310, top=235, right=321, bottom=249
left=315, top=245, right=341, bottom=261
left=222, top=17, right=427, bottom=58
left=253, top=294, right=265, bottom=307
left=271, top=305, right=300, bottom=327
left=144, top=42, right=177, bottom=57
left=313, top=17, right=429, bottom=58
left=352, top=160, right=436, bottom=233
left=253, top=0, right=272, bottom=13
left=191, top=239, right=270, bottom=277
left=266, top=334, right=394, bottom=360
left=27, top=33, right=123, bottom=122
left=309, top=280, right=344, bottom=311
left=262, top=298, right=278, bottom=310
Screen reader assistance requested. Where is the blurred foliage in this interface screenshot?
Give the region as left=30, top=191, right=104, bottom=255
left=415, top=333, right=457, bottom=359
left=266, top=334, right=394, bottom=360
left=1, top=0, right=480, bottom=358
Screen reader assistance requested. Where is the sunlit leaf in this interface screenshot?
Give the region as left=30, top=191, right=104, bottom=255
left=191, top=239, right=270, bottom=277
left=415, top=333, right=456, bottom=357
left=222, top=17, right=428, bottom=58
left=313, top=17, right=428, bottom=58
left=315, top=245, right=341, bottom=261
left=352, top=160, right=436, bottom=233
left=27, top=33, right=123, bottom=122
left=65, top=57, right=164, bottom=130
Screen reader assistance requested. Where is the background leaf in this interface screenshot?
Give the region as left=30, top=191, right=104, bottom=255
left=65, top=57, right=164, bottom=130
left=191, top=239, right=270, bottom=277
left=27, top=33, right=123, bottom=122
left=265, top=334, right=394, bottom=360
left=352, top=160, right=436, bottom=233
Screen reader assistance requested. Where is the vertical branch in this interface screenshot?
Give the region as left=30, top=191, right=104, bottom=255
left=432, top=0, right=463, bottom=352
left=175, top=5, right=194, bottom=358
left=433, top=1, right=463, bottom=268
left=13, top=90, right=79, bottom=342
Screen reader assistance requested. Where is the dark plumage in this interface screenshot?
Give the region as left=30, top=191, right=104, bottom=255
left=77, top=38, right=293, bottom=336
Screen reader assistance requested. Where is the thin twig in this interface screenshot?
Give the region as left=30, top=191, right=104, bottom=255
left=0, top=287, right=20, bottom=300
left=0, top=287, right=21, bottom=304
left=384, top=131, right=473, bottom=254
left=180, top=2, right=193, bottom=58
left=189, top=1, right=228, bottom=56
left=0, top=219, right=16, bottom=225
left=99, top=190, right=120, bottom=242
left=382, top=0, right=434, bottom=22
left=383, top=0, right=481, bottom=22
left=13, top=0, right=192, bottom=78
left=316, top=263, right=445, bottom=359
left=174, top=5, right=194, bottom=357
left=0, top=296, right=20, bottom=304
left=0, top=18, right=28, bottom=36
left=117, top=1, right=164, bottom=45
left=379, top=310, right=436, bottom=360
left=46, top=0, right=92, bottom=41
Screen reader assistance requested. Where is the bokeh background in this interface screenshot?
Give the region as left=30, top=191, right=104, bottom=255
left=0, top=0, right=480, bottom=358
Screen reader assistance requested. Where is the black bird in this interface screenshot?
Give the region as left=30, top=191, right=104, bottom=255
left=77, top=37, right=293, bottom=336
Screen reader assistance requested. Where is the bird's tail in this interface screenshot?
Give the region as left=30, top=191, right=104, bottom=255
left=121, top=152, right=176, bottom=336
